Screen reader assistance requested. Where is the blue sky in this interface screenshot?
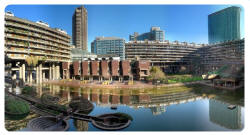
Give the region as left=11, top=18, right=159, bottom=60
left=5, top=5, right=244, bottom=52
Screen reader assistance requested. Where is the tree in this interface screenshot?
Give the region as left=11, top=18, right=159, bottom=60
left=25, top=56, right=39, bottom=66
left=148, top=66, right=166, bottom=84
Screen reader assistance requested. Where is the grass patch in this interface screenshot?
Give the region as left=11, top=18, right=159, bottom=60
left=167, top=76, right=202, bottom=84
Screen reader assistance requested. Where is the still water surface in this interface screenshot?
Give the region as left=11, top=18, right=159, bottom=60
left=20, top=84, right=244, bottom=131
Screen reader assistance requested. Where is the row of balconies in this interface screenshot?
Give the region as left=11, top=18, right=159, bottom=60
left=6, top=34, right=71, bottom=51
left=6, top=53, right=70, bottom=62
left=5, top=16, right=70, bottom=38
left=125, top=51, right=196, bottom=55
left=5, top=47, right=70, bottom=59
left=125, top=47, right=197, bottom=52
left=5, top=27, right=70, bottom=48
left=125, top=43, right=198, bottom=49
left=5, top=21, right=70, bottom=44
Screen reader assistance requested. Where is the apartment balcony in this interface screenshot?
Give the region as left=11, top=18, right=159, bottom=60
left=5, top=27, right=70, bottom=47
left=5, top=34, right=71, bottom=52
left=5, top=22, right=70, bottom=43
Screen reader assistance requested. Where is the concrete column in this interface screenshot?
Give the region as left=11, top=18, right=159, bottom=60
left=49, top=64, right=52, bottom=80
left=52, top=63, right=55, bottom=80
left=22, top=64, right=25, bottom=83
left=36, top=66, right=39, bottom=83
left=43, top=71, right=45, bottom=81
left=12, top=70, right=16, bottom=80
left=39, top=64, right=42, bottom=83
left=56, top=64, right=60, bottom=79
left=30, top=71, right=32, bottom=83
left=19, top=66, right=22, bottom=81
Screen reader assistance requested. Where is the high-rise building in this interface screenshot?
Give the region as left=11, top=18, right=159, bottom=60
left=129, top=26, right=165, bottom=42
left=91, top=37, right=125, bottom=60
left=72, top=6, right=88, bottom=50
left=208, top=6, right=241, bottom=44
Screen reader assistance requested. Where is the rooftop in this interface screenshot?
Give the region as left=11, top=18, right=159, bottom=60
left=95, top=36, right=124, bottom=41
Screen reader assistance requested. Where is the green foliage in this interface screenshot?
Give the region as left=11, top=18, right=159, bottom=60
left=40, top=94, right=67, bottom=112
left=34, top=103, right=61, bottom=115
left=5, top=98, right=30, bottom=114
left=25, top=56, right=39, bottom=66
left=22, top=86, right=35, bottom=95
left=167, top=76, right=202, bottom=84
left=148, top=66, right=166, bottom=81
left=208, top=65, right=229, bottom=75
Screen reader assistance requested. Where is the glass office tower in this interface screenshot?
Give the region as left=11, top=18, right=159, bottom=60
left=129, top=26, right=165, bottom=42
left=208, top=6, right=241, bottom=44
left=91, top=37, right=125, bottom=60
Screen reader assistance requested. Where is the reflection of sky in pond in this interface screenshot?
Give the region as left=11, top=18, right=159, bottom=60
left=69, top=99, right=243, bottom=131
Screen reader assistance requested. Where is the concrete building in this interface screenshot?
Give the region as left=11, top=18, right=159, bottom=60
left=208, top=6, right=241, bottom=44
left=72, top=6, right=88, bottom=51
left=129, top=26, right=165, bottom=42
left=125, top=40, right=205, bottom=74
left=62, top=58, right=150, bottom=81
left=91, top=37, right=125, bottom=60
left=134, top=60, right=151, bottom=80
left=4, top=12, right=71, bottom=83
left=198, top=39, right=244, bottom=73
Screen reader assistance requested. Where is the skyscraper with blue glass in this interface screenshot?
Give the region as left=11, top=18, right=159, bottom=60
left=129, top=26, right=165, bottom=42
left=91, top=37, right=125, bottom=60
left=208, top=6, right=241, bottom=44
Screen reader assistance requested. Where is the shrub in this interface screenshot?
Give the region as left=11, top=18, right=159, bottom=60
left=22, top=86, right=35, bottom=95
left=5, top=98, right=30, bottom=114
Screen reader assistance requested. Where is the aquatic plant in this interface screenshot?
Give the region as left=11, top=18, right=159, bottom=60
left=22, top=86, right=36, bottom=95
left=5, top=98, right=30, bottom=120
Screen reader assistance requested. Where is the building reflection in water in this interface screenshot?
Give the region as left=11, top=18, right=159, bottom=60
left=149, top=106, right=166, bottom=115
left=73, top=120, right=88, bottom=131
left=40, top=84, right=205, bottom=115
left=209, top=99, right=242, bottom=129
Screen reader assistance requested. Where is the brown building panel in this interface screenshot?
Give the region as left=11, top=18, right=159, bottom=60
left=73, top=61, right=80, bottom=76
left=62, top=62, right=69, bottom=70
left=121, top=60, right=130, bottom=76
left=111, top=95, right=120, bottom=104
left=139, top=94, right=151, bottom=103
left=91, top=61, right=99, bottom=76
left=121, top=95, right=130, bottom=105
left=91, top=94, right=98, bottom=102
left=101, top=61, right=109, bottom=78
left=136, top=60, right=150, bottom=70
left=101, top=94, right=109, bottom=104
left=82, top=61, right=89, bottom=76
left=111, top=60, right=119, bottom=76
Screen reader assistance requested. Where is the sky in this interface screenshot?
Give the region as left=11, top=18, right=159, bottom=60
left=5, top=5, right=244, bottom=52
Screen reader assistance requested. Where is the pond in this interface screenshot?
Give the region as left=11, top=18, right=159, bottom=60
left=6, top=83, right=244, bottom=131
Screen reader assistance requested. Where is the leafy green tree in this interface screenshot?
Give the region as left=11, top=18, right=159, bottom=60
left=148, top=66, right=166, bottom=84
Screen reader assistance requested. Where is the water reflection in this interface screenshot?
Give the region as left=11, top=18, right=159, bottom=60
left=149, top=106, right=166, bottom=115
left=209, top=99, right=242, bottom=129
left=36, top=84, right=206, bottom=115
left=30, top=84, right=244, bottom=131
left=73, top=120, right=88, bottom=131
